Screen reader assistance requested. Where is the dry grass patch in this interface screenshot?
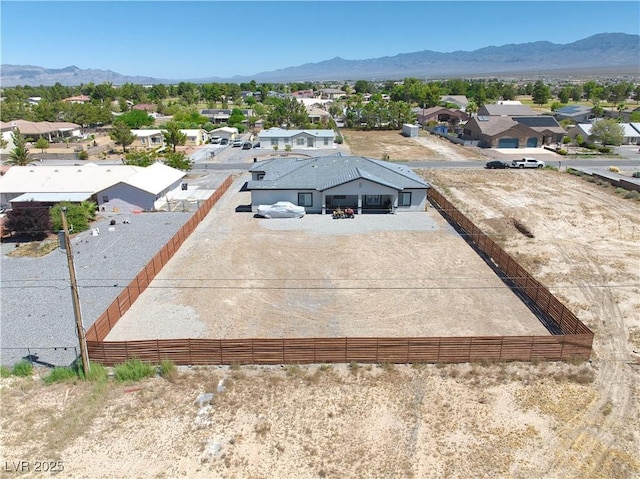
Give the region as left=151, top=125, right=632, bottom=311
left=5, top=237, right=59, bottom=258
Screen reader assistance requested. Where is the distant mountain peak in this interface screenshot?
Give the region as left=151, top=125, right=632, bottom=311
left=1, top=33, right=638, bottom=86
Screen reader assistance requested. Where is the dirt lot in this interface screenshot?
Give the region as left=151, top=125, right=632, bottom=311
left=105, top=176, right=546, bottom=340
left=2, top=132, right=639, bottom=478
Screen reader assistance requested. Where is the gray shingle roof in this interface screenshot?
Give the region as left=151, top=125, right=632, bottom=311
left=248, top=156, right=430, bottom=191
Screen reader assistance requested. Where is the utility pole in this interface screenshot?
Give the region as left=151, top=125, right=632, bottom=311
left=60, top=208, right=90, bottom=375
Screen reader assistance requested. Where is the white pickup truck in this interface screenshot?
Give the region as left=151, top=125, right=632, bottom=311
left=511, top=157, right=545, bottom=169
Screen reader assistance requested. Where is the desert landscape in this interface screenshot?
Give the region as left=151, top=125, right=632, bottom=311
left=1, top=131, right=639, bottom=478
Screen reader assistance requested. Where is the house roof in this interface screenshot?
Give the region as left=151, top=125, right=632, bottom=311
left=119, top=162, right=185, bottom=194
left=440, top=95, right=469, bottom=107
left=0, top=164, right=142, bottom=194
left=63, top=95, right=91, bottom=102
left=210, top=127, right=238, bottom=134
left=0, top=120, right=81, bottom=135
left=247, top=156, right=430, bottom=192
left=258, top=128, right=335, bottom=139
left=131, top=129, right=163, bottom=137
left=555, top=105, right=593, bottom=117
left=513, top=116, right=566, bottom=133
left=479, top=104, right=537, bottom=116
left=0, top=163, right=184, bottom=197
left=469, top=116, right=520, bottom=135
left=621, top=123, right=640, bottom=137
left=11, top=192, right=93, bottom=203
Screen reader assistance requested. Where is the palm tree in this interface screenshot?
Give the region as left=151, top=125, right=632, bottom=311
left=6, top=129, right=34, bottom=166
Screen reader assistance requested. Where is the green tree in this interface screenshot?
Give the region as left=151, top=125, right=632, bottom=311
left=50, top=202, right=95, bottom=233
left=163, top=122, right=187, bottom=153
left=118, top=109, right=154, bottom=129
left=589, top=119, right=624, bottom=146
left=109, top=120, right=135, bottom=153
left=6, top=129, right=34, bottom=166
left=162, top=152, right=192, bottom=171
left=532, top=81, right=551, bottom=105
left=228, top=108, right=246, bottom=128
left=558, top=87, right=571, bottom=104
left=0, top=136, right=8, bottom=150
left=123, top=150, right=156, bottom=167
left=35, top=137, right=50, bottom=153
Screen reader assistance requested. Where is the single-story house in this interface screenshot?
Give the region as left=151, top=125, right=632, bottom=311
left=63, top=95, right=91, bottom=104
left=131, top=129, right=165, bottom=149
left=245, top=155, right=431, bottom=215
left=208, top=126, right=238, bottom=141
left=306, top=106, right=331, bottom=125
left=512, top=116, right=566, bottom=144
left=181, top=129, right=208, bottom=146
left=132, top=103, right=157, bottom=112
left=0, top=120, right=82, bottom=147
left=414, top=107, right=469, bottom=126
left=257, top=128, right=336, bottom=150
left=462, top=116, right=544, bottom=148
left=440, top=95, right=469, bottom=110
left=200, top=109, right=254, bottom=124
left=0, top=163, right=185, bottom=213
left=319, top=88, right=347, bottom=100
left=477, top=104, right=538, bottom=117
left=568, top=122, right=640, bottom=145
left=554, top=105, right=596, bottom=123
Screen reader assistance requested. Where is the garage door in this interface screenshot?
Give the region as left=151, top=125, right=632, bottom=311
left=498, top=138, right=518, bottom=148
left=526, top=137, right=539, bottom=147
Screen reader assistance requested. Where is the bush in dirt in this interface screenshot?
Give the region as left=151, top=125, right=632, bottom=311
left=624, top=190, right=640, bottom=200
left=114, top=359, right=155, bottom=382
left=43, top=366, right=80, bottom=384
left=1, top=366, right=12, bottom=378
left=158, top=360, right=177, bottom=380
left=12, top=361, right=33, bottom=377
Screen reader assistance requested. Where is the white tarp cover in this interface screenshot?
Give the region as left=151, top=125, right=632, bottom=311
left=256, top=201, right=305, bottom=218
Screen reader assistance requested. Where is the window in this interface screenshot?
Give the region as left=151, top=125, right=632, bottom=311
left=323, top=137, right=330, bottom=146
left=102, top=195, right=108, bottom=202
left=298, top=192, right=312, bottom=207
left=365, top=195, right=381, bottom=206
left=257, top=173, right=265, bottom=180
left=399, top=192, right=411, bottom=206
left=271, top=138, right=278, bottom=146
left=296, top=138, right=306, bottom=146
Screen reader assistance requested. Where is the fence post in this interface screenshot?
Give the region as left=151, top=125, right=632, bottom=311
left=156, top=338, right=160, bottom=364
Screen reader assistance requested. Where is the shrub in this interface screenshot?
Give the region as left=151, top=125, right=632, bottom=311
left=557, top=149, right=568, bottom=155
left=608, top=166, right=620, bottom=173
left=158, top=360, right=177, bottom=380
left=114, top=359, right=155, bottom=382
left=598, top=146, right=612, bottom=154
left=1, top=365, right=12, bottom=378
left=43, top=366, right=79, bottom=384
left=624, top=190, right=640, bottom=200
left=78, top=362, right=108, bottom=382
left=12, top=360, right=33, bottom=377
left=77, top=150, right=89, bottom=160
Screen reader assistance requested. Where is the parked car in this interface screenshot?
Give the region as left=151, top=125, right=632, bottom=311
left=511, top=157, right=545, bottom=169
left=242, top=142, right=252, bottom=150
left=220, top=138, right=229, bottom=145
left=256, top=201, right=305, bottom=219
left=485, top=160, right=510, bottom=169
left=253, top=142, right=261, bottom=148
left=232, top=139, right=243, bottom=147
left=210, top=136, right=221, bottom=144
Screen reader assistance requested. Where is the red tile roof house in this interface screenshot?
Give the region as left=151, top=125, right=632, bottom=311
left=132, top=104, right=157, bottom=112
left=62, top=95, right=91, bottom=104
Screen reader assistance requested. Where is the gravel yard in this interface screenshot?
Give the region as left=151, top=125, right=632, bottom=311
left=106, top=174, right=548, bottom=341
left=0, top=211, right=194, bottom=366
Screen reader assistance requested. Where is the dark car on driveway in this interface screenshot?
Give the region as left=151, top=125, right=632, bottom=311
left=485, top=160, right=510, bottom=169
left=242, top=142, right=252, bottom=150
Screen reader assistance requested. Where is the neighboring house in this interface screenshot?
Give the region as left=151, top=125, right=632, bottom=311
left=306, top=106, right=331, bottom=125
left=0, top=120, right=82, bottom=145
left=567, top=122, right=640, bottom=145
left=554, top=105, right=595, bottom=123
left=319, top=88, right=347, bottom=100
left=181, top=129, right=207, bottom=146
left=462, top=116, right=544, bottom=148
left=477, top=104, right=538, bottom=117
left=63, top=95, right=91, bottom=104
left=27, top=96, right=42, bottom=105
left=257, top=128, right=336, bottom=150
left=292, top=90, right=317, bottom=99
left=131, top=129, right=165, bottom=149
left=208, top=126, right=238, bottom=141
left=200, top=109, right=254, bottom=124
left=414, top=106, right=469, bottom=126
left=98, top=162, right=186, bottom=212
left=0, top=163, right=185, bottom=213
left=246, top=155, right=431, bottom=215
left=440, top=95, right=469, bottom=110
left=512, top=116, right=566, bottom=144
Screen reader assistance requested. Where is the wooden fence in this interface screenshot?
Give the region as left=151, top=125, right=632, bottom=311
left=86, top=185, right=593, bottom=366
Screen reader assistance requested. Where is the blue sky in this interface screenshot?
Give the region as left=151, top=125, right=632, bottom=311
left=1, top=1, right=639, bottom=80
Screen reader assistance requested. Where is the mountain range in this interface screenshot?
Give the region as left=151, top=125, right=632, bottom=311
left=1, top=33, right=638, bottom=87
